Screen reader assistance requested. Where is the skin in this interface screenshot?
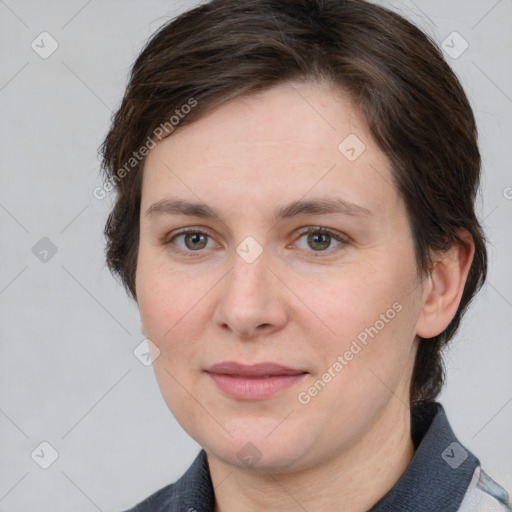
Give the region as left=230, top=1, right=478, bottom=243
left=136, top=81, right=474, bottom=512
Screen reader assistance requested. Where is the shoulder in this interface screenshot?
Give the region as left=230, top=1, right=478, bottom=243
left=120, top=450, right=214, bottom=512
left=458, top=466, right=512, bottom=512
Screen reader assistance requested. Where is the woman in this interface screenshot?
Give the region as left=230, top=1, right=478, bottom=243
left=100, top=0, right=511, bottom=510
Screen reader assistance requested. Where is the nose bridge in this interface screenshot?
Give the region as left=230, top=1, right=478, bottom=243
left=226, top=246, right=271, bottom=305
left=213, top=244, right=288, bottom=337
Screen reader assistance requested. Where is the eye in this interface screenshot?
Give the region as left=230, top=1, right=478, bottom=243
left=166, top=228, right=219, bottom=253
left=293, top=227, right=346, bottom=253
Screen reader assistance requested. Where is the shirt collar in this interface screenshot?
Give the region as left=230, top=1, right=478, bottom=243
left=369, top=401, right=479, bottom=511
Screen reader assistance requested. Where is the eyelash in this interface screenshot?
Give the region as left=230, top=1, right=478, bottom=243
left=163, top=226, right=348, bottom=257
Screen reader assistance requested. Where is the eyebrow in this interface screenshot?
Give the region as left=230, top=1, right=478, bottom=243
left=145, top=197, right=372, bottom=221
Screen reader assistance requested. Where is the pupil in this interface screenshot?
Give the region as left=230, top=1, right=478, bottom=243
left=308, top=232, right=330, bottom=251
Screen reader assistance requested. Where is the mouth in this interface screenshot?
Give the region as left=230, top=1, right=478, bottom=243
left=205, top=362, right=309, bottom=400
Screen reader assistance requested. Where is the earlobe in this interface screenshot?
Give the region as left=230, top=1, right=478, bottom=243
left=416, top=230, right=475, bottom=339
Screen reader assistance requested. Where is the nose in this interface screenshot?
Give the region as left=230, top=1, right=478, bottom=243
left=212, top=250, right=289, bottom=339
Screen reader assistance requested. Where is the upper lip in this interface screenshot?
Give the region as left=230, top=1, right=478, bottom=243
left=205, top=362, right=308, bottom=377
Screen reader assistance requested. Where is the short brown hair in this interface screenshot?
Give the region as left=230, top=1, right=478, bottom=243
left=100, top=0, right=487, bottom=404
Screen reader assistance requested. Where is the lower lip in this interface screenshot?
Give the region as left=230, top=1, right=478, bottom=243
left=207, top=373, right=307, bottom=400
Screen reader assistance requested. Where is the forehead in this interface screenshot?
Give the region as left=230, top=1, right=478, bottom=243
left=141, top=81, right=401, bottom=221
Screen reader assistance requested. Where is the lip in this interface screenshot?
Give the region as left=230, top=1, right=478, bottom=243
left=206, top=362, right=307, bottom=377
left=205, top=362, right=308, bottom=400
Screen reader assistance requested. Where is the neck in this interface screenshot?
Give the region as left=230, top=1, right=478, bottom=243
left=207, top=399, right=414, bottom=512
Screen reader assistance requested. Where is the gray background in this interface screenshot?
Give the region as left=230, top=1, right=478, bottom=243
left=0, top=1, right=511, bottom=510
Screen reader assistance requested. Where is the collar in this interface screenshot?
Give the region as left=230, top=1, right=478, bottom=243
left=369, top=401, right=479, bottom=511
left=139, top=402, right=479, bottom=511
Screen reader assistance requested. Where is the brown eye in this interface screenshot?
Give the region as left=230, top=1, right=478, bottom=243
left=183, top=232, right=209, bottom=250
left=307, top=232, right=332, bottom=251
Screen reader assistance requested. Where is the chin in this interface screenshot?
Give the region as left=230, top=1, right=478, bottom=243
left=197, top=421, right=319, bottom=473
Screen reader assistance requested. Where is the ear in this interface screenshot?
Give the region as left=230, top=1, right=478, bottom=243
left=416, top=229, right=475, bottom=339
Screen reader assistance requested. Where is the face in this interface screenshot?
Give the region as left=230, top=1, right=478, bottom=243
left=136, top=81, right=426, bottom=472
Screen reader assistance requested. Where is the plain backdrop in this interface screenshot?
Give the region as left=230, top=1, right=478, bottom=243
left=0, top=1, right=511, bottom=510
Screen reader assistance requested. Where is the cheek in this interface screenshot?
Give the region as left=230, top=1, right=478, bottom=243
left=296, top=277, right=419, bottom=433
left=136, top=254, right=217, bottom=357
left=322, top=272, right=409, bottom=335
left=308, top=260, right=420, bottom=378
left=136, top=261, right=211, bottom=425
